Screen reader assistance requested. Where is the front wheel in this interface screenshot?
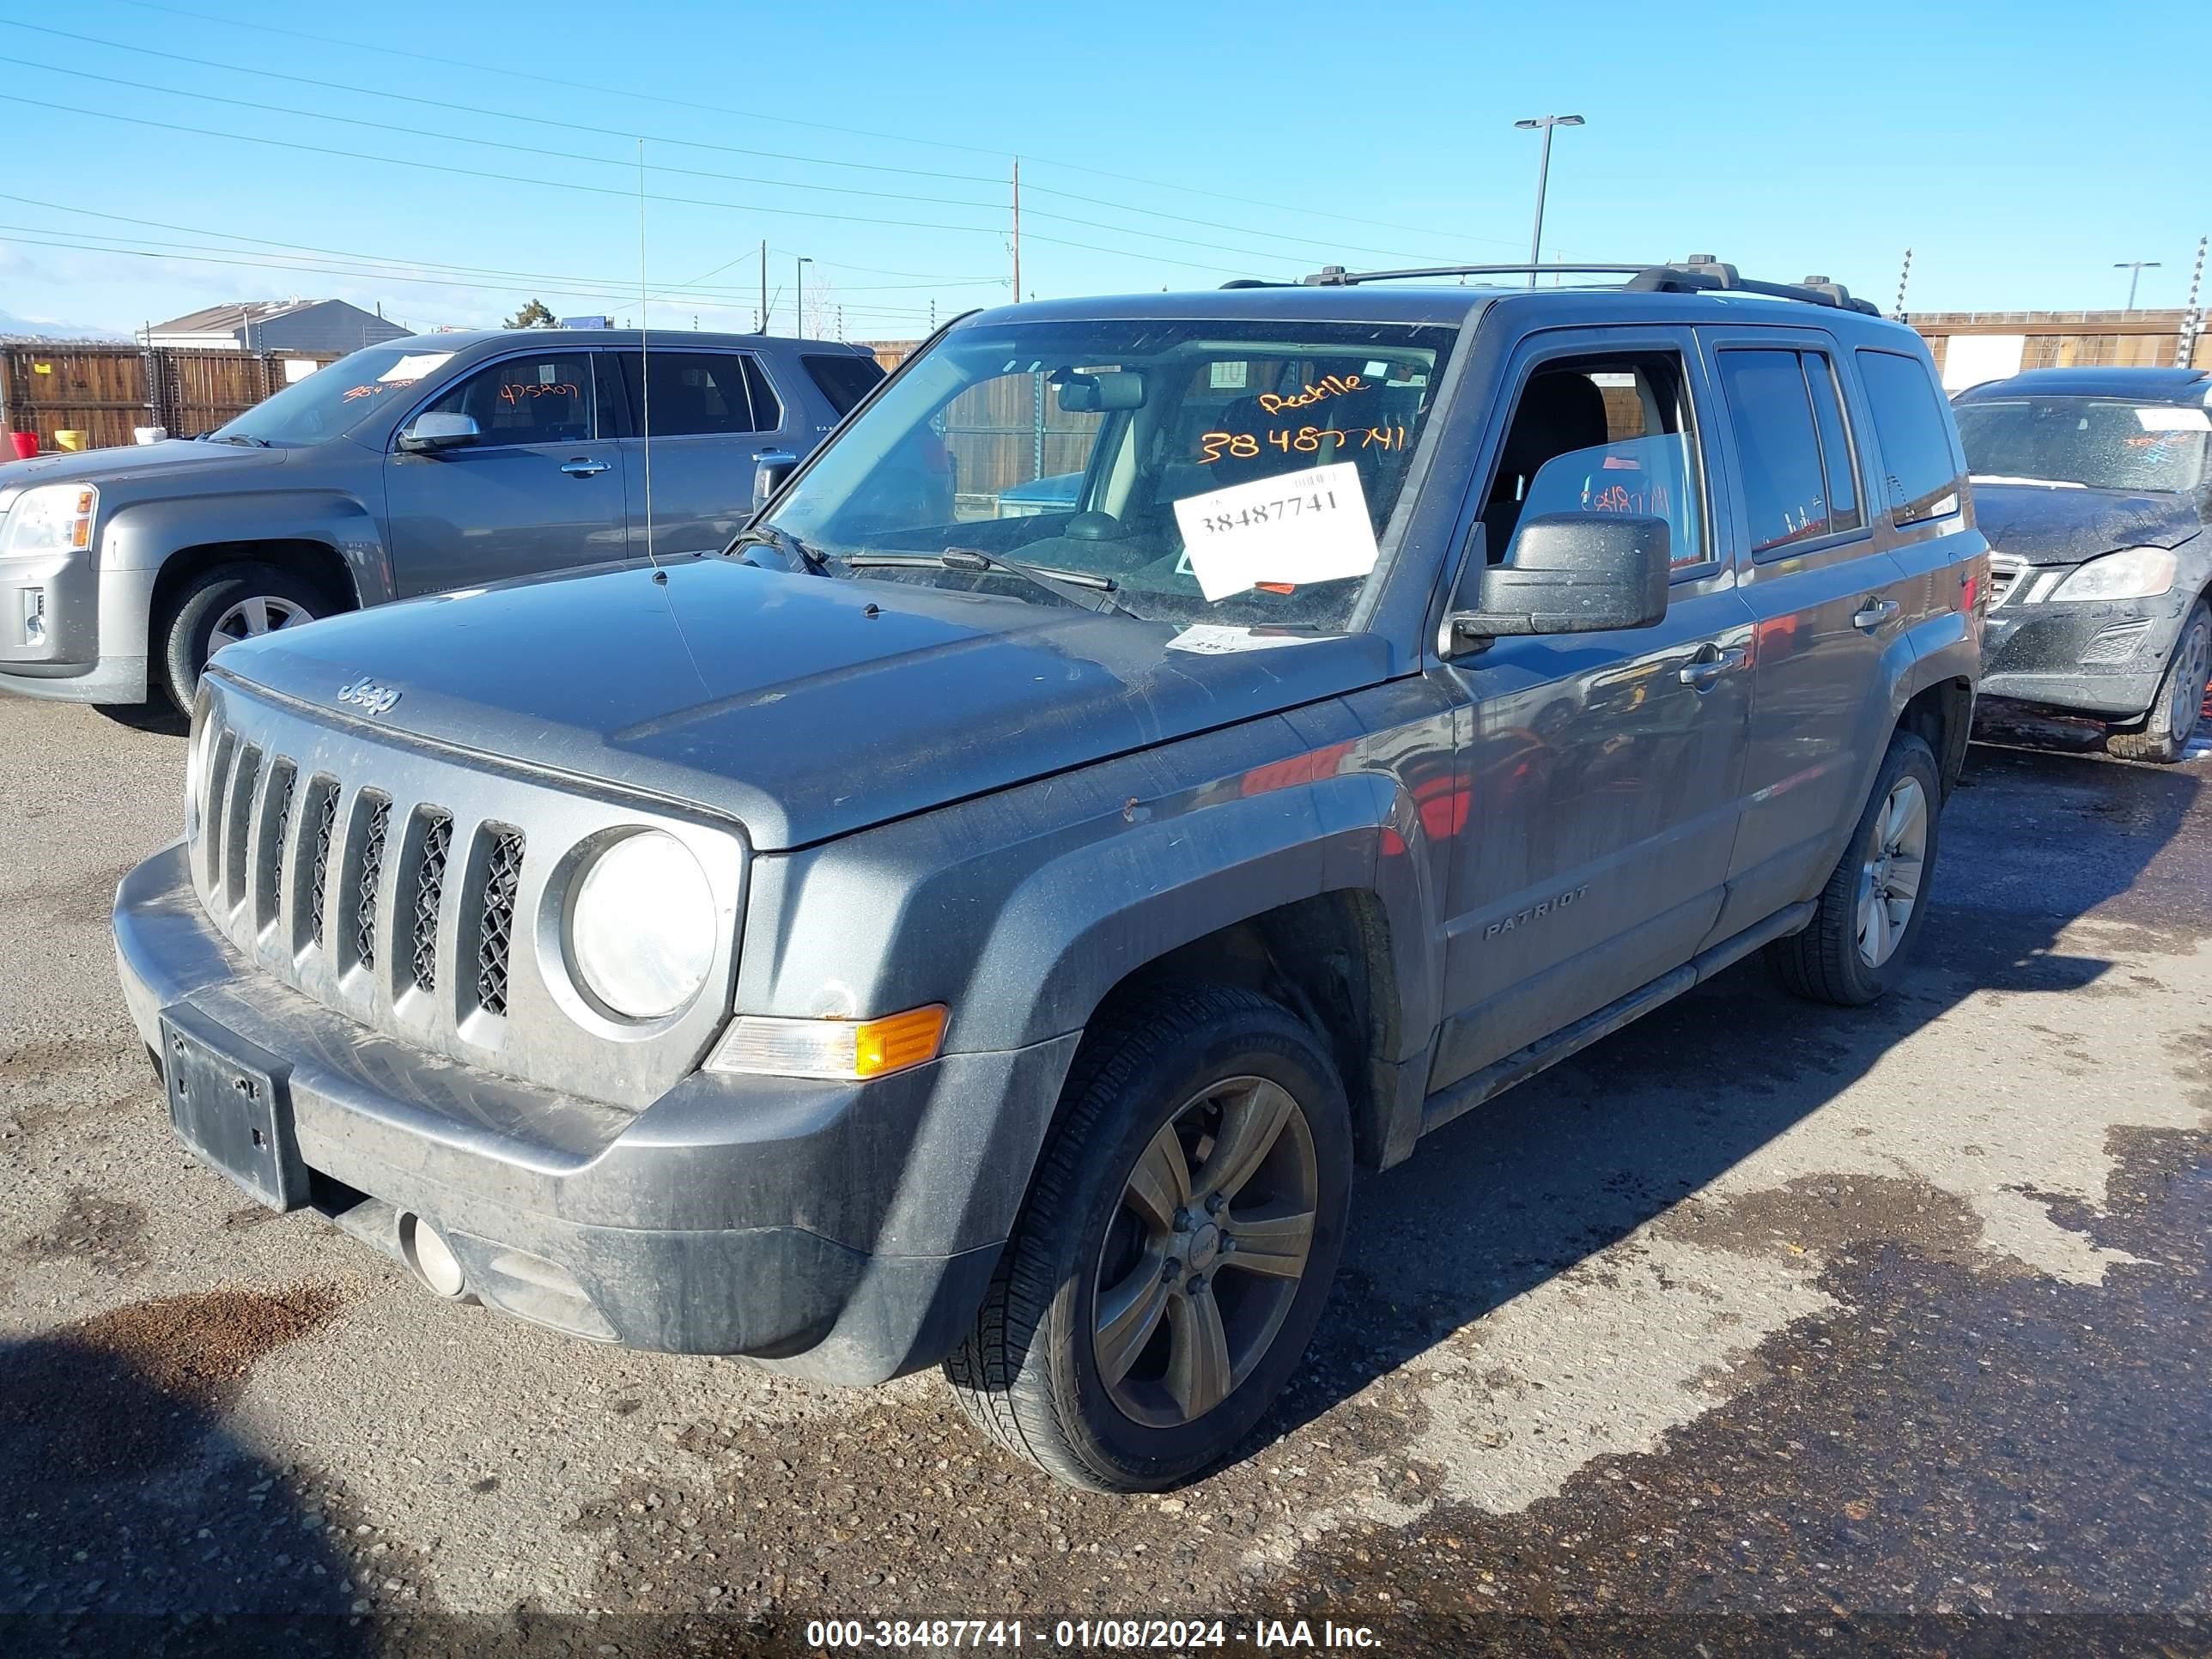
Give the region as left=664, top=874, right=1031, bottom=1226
left=2107, top=600, right=2209, bottom=764
left=157, top=562, right=329, bottom=715
left=1768, top=730, right=1942, bottom=1006
left=944, top=983, right=1351, bottom=1492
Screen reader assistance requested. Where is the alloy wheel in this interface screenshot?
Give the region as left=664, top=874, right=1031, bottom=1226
left=2171, top=617, right=2210, bottom=746
left=210, top=594, right=313, bottom=647
left=1091, top=1076, right=1319, bottom=1430
left=1856, top=775, right=1929, bottom=968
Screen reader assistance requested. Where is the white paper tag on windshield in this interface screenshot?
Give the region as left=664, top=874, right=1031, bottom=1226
left=379, top=352, right=453, bottom=383
left=1171, top=462, right=1378, bottom=602
left=1166, top=624, right=1318, bottom=654
left=2136, top=406, right=2211, bottom=432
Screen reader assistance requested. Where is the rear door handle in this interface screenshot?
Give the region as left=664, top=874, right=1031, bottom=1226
left=1851, top=598, right=1900, bottom=632
left=1678, top=645, right=1748, bottom=690
left=561, top=458, right=611, bottom=477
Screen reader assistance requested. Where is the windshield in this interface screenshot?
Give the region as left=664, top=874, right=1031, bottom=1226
left=767, top=318, right=1458, bottom=629
left=1954, top=395, right=2210, bottom=495
left=208, top=343, right=459, bottom=447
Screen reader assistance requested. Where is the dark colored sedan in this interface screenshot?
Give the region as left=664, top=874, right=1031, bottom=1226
left=1954, top=367, right=2212, bottom=762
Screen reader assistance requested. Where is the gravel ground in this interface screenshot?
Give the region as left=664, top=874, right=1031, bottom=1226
left=2, top=692, right=2209, bottom=1658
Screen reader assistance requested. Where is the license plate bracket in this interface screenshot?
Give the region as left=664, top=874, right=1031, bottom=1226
left=158, top=1006, right=307, bottom=1211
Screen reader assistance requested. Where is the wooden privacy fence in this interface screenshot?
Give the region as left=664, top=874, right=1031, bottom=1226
left=0, top=343, right=342, bottom=451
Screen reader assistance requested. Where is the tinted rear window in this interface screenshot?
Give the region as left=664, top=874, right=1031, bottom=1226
left=1856, top=349, right=1960, bottom=525
left=802, top=353, right=886, bottom=416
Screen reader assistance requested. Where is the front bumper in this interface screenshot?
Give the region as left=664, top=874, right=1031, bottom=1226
left=114, top=841, right=1079, bottom=1383
left=1979, top=571, right=2194, bottom=719
left=0, top=557, right=155, bottom=704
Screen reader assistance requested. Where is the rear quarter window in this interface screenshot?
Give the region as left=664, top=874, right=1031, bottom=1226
left=1856, top=349, right=1961, bottom=526
left=802, top=353, right=887, bottom=417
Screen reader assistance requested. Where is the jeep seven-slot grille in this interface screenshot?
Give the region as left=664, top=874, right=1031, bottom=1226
left=477, top=830, right=525, bottom=1018
left=356, top=799, right=391, bottom=968
left=195, top=723, right=533, bottom=1019
left=410, top=812, right=453, bottom=994
left=308, top=780, right=339, bottom=946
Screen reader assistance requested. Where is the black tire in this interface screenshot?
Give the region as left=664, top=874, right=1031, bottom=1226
left=2106, top=599, right=2209, bottom=765
left=944, top=982, right=1351, bottom=1492
left=155, top=562, right=331, bottom=716
left=1768, top=730, right=1942, bottom=1007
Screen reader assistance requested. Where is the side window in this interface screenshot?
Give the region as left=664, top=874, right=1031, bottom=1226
left=1802, top=354, right=1863, bottom=535
left=743, top=358, right=784, bottom=431
left=801, top=353, right=885, bottom=416
left=617, top=351, right=766, bottom=438
left=1484, top=353, right=1708, bottom=570
left=1716, top=349, right=1848, bottom=555
left=421, top=352, right=595, bottom=446
left=1856, top=349, right=1960, bottom=525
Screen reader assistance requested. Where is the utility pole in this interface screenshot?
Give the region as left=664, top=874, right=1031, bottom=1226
left=757, top=240, right=768, bottom=334
left=1513, top=116, right=1583, bottom=285
left=2180, top=235, right=2207, bottom=371
left=1894, top=247, right=1912, bottom=320
left=796, top=255, right=811, bottom=337
left=1011, top=156, right=1023, bottom=302
left=2115, top=260, right=2160, bottom=312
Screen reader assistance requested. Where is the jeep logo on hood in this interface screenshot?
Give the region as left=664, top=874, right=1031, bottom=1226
left=336, top=676, right=402, bottom=716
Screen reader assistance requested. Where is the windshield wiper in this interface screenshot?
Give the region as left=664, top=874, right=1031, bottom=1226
left=209, top=433, right=270, bottom=447
left=931, top=547, right=1144, bottom=619
left=724, top=522, right=833, bottom=575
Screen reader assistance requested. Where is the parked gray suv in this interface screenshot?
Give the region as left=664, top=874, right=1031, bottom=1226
left=112, top=261, right=1984, bottom=1491
left=0, top=328, right=881, bottom=713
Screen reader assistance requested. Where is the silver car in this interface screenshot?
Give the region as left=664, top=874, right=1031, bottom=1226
left=0, top=329, right=882, bottom=713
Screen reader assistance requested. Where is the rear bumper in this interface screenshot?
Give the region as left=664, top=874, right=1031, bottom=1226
left=113, top=841, right=1078, bottom=1382
left=1979, top=578, right=2191, bottom=718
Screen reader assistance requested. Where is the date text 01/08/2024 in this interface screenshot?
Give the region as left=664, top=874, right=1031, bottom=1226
left=803, top=1617, right=1383, bottom=1649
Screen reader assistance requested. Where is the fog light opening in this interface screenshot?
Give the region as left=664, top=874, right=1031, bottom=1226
left=399, top=1212, right=467, bottom=1298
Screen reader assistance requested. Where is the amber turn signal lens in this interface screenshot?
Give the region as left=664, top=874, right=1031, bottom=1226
left=705, top=1005, right=951, bottom=1081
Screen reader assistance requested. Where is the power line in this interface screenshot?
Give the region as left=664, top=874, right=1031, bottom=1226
left=98, top=0, right=1477, bottom=249
left=0, top=231, right=951, bottom=323
left=0, top=49, right=1443, bottom=271
left=0, top=191, right=1006, bottom=301
left=0, top=89, right=1288, bottom=276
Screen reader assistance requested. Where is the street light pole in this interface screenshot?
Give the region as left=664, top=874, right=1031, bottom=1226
left=1513, top=115, right=1584, bottom=286
left=796, top=255, right=813, bottom=335
left=2114, top=260, right=2160, bottom=312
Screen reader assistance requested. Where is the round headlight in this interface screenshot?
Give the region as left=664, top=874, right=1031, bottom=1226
left=566, top=830, right=718, bottom=1020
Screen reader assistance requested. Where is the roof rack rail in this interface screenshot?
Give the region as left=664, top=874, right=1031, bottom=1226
left=1301, top=255, right=1883, bottom=316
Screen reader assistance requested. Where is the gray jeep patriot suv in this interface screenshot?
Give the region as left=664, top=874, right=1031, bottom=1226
left=112, top=260, right=1984, bottom=1491
left=0, top=329, right=880, bottom=714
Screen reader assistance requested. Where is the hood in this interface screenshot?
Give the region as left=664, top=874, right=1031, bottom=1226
left=0, top=439, right=287, bottom=499
left=1971, top=482, right=2203, bottom=567
left=212, top=560, right=1393, bottom=850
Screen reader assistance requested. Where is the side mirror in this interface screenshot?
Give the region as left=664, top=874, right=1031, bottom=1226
left=397, top=411, right=481, bottom=453
left=1446, top=513, right=1669, bottom=649
left=752, top=449, right=799, bottom=508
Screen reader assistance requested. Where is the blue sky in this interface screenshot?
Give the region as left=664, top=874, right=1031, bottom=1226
left=0, top=0, right=2205, bottom=341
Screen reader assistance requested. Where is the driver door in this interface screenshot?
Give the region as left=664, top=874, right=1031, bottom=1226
left=1429, top=331, right=1756, bottom=1092
left=383, top=347, right=629, bottom=597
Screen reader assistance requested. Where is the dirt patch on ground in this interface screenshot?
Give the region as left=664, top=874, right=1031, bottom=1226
left=1651, top=1172, right=2008, bottom=1274
left=0, top=1284, right=346, bottom=1479
left=15, top=1185, right=154, bottom=1277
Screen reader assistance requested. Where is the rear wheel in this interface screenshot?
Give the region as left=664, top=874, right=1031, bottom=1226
left=2107, top=600, right=2209, bottom=764
left=157, top=562, right=330, bottom=715
left=944, top=983, right=1350, bottom=1492
left=1769, top=730, right=1942, bottom=1006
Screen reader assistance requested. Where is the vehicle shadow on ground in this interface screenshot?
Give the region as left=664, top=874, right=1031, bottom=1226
left=1261, top=740, right=2203, bottom=1449
left=0, top=1300, right=371, bottom=1658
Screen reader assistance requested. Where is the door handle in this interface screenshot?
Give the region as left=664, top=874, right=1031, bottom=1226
left=1677, top=645, right=1747, bottom=690
left=1851, top=598, right=1900, bottom=632
left=561, top=458, right=611, bottom=477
